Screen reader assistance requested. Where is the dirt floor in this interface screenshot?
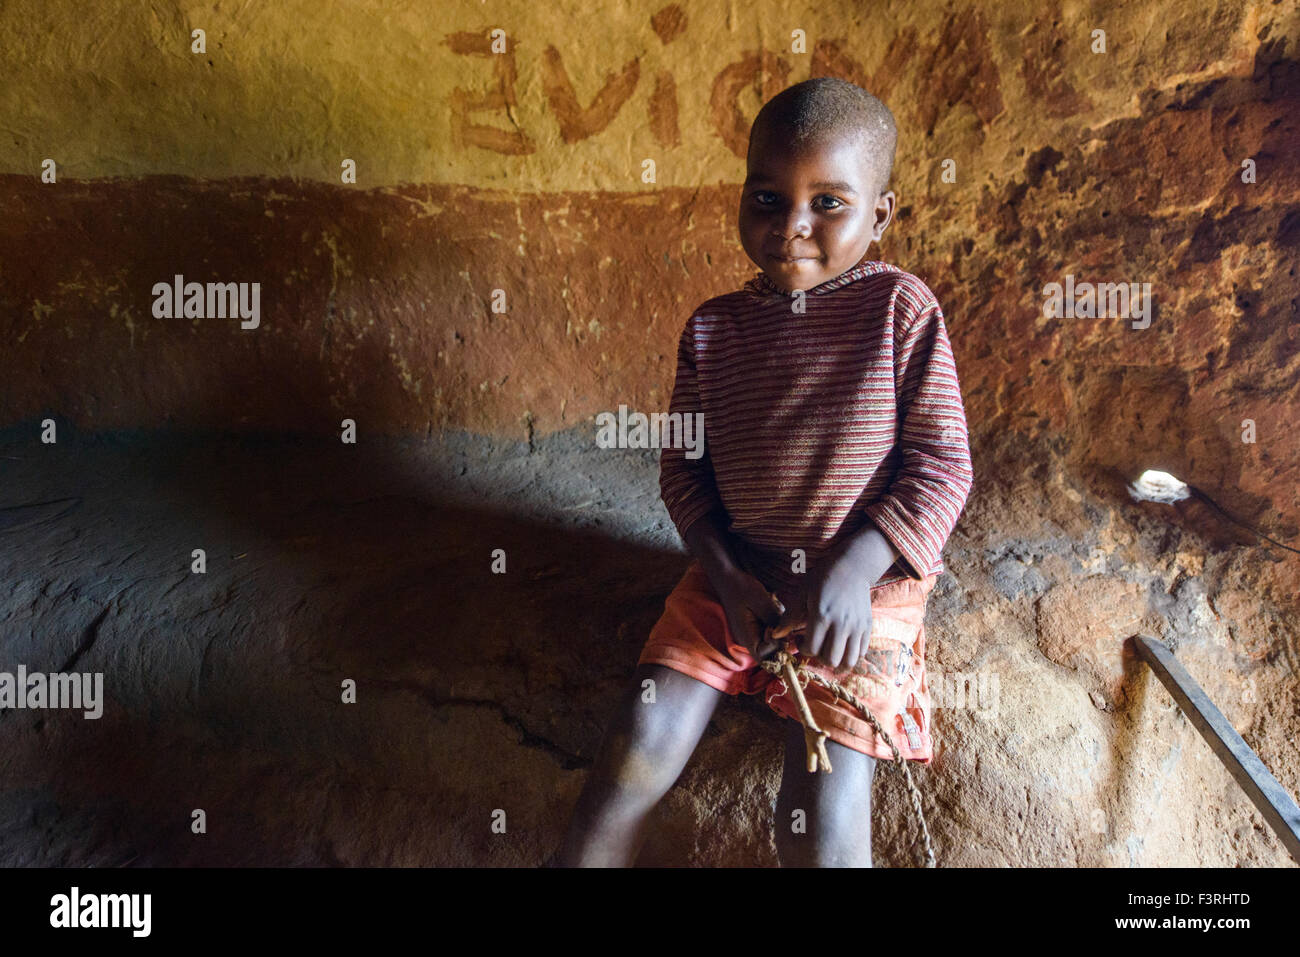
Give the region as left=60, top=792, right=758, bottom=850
left=0, top=421, right=1295, bottom=867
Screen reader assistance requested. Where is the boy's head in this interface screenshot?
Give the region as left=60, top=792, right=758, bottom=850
left=739, top=77, right=898, bottom=293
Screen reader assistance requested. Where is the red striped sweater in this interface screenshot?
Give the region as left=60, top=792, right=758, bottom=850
left=659, top=259, right=973, bottom=593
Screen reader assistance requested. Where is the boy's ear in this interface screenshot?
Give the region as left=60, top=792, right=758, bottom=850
left=871, top=190, right=897, bottom=241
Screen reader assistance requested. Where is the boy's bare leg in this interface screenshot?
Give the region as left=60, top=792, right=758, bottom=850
left=553, top=663, right=724, bottom=866
left=774, top=719, right=876, bottom=867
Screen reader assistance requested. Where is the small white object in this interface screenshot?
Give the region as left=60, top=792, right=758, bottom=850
left=1128, top=469, right=1190, bottom=504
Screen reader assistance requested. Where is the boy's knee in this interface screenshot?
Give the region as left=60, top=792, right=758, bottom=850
left=597, top=725, right=681, bottom=799
left=585, top=666, right=718, bottom=805
left=775, top=822, right=873, bottom=868
left=606, top=732, right=663, bottom=789
left=774, top=778, right=874, bottom=867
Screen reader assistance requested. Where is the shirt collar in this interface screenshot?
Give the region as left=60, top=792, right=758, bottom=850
left=743, top=259, right=897, bottom=299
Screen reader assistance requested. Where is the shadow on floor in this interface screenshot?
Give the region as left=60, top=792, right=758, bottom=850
left=0, top=425, right=718, bottom=865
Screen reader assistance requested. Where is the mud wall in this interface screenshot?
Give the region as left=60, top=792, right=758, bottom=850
left=0, top=0, right=1297, bottom=867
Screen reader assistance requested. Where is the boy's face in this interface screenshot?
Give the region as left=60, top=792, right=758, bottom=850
left=738, top=125, right=895, bottom=293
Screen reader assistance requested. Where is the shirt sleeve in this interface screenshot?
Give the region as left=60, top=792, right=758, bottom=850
left=862, top=298, right=974, bottom=580
left=659, top=314, right=726, bottom=541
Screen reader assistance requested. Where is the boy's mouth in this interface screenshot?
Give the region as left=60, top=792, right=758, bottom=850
left=769, top=252, right=818, bottom=265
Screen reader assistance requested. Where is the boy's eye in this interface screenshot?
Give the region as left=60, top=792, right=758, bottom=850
left=751, top=191, right=843, bottom=211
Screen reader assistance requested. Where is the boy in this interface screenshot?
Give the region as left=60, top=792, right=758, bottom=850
left=555, top=77, right=973, bottom=867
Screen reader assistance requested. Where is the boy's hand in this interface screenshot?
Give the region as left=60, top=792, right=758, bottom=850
left=797, top=556, right=874, bottom=671
left=713, top=567, right=785, bottom=660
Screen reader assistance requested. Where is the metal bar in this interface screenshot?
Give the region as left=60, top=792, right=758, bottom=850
left=1132, top=634, right=1300, bottom=864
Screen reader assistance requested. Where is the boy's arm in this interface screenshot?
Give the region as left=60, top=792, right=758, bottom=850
left=853, top=298, right=974, bottom=582
left=659, top=316, right=784, bottom=650
left=659, top=314, right=729, bottom=551
left=681, top=507, right=744, bottom=583
left=823, top=523, right=902, bottom=587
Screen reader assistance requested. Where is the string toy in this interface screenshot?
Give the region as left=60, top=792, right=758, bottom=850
left=758, top=616, right=937, bottom=868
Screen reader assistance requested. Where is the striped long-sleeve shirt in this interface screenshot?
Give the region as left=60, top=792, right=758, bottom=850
left=659, top=259, right=973, bottom=594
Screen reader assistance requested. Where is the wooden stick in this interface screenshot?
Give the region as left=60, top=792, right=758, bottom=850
left=782, top=655, right=832, bottom=773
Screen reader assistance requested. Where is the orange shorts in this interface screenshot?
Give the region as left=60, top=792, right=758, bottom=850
left=638, top=561, right=939, bottom=763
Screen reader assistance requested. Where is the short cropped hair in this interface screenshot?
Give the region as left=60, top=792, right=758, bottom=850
left=749, top=77, right=898, bottom=196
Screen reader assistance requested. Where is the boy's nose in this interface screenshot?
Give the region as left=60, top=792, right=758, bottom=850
left=775, top=215, right=812, bottom=238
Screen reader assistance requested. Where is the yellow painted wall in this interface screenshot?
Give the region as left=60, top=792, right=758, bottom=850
left=1, top=0, right=1282, bottom=187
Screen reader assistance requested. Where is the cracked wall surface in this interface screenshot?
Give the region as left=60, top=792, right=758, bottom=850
left=0, top=0, right=1298, bottom=866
